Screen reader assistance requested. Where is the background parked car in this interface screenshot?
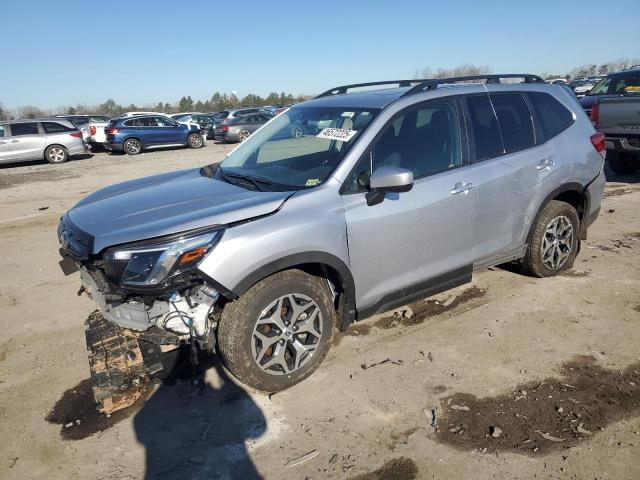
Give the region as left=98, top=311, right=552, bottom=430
left=104, top=115, right=205, bottom=154
left=213, top=108, right=264, bottom=122
left=570, top=79, right=596, bottom=97
left=172, top=113, right=217, bottom=139
left=0, top=119, right=87, bottom=164
left=120, top=111, right=170, bottom=118
left=55, top=115, right=110, bottom=142
left=214, top=113, right=272, bottom=142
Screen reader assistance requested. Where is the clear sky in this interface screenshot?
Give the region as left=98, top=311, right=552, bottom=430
left=2, top=0, right=639, bottom=109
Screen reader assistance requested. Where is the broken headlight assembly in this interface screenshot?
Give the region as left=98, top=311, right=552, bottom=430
left=103, top=229, right=223, bottom=288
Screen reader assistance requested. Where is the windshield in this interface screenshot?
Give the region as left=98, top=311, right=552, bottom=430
left=216, top=106, right=379, bottom=190
left=588, top=72, right=640, bottom=95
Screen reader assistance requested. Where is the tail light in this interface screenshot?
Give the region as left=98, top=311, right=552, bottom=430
left=89, top=125, right=97, bottom=135
left=589, top=103, right=599, bottom=128
left=590, top=132, right=606, bottom=160
left=221, top=125, right=229, bottom=133
left=69, top=131, right=83, bottom=138
left=106, top=128, right=120, bottom=135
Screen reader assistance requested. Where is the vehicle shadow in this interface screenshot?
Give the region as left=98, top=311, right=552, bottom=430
left=0, top=153, right=94, bottom=170
left=604, top=152, right=640, bottom=184
left=133, top=353, right=266, bottom=480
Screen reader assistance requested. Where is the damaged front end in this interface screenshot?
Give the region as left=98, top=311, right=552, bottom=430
left=59, top=216, right=228, bottom=413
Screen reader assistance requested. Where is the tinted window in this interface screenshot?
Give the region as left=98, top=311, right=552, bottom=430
left=10, top=123, right=39, bottom=136
left=589, top=72, right=640, bottom=95
left=345, top=101, right=461, bottom=192
left=0, top=125, right=5, bottom=138
left=526, top=92, right=574, bottom=141
left=490, top=94, right=535, bottom=153
left=216, top=111, right=229, bottom=119
left=89, top=116, right=109, bottom=122
left=43, top=121, right=75, bottom=134
left=467, top=95, right=504, bottom=161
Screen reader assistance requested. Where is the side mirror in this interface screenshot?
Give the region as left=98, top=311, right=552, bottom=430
left=366, top=165, right=413, bottom=206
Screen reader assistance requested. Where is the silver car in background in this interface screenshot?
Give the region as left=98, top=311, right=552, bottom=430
left=0, top=119, right=88, bottom=164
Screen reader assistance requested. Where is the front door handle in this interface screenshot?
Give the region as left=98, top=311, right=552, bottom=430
left=10, top=139, right=19, bottom=143
left=537, top=158, right=554, bottom=170
left=450, top=181, right=474, bottom=195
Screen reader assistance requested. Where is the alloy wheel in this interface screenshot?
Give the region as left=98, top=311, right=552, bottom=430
left=251, top=293, right=323, bottom=375
left=48, top=147, right=66, bottom=162
left=240, top=130, right=251, bottom=142
left=189, top=134, right=203, bottom=148
left=124, top=140, right=141, bottom=154
left=541, top=215, right=574, bottom=270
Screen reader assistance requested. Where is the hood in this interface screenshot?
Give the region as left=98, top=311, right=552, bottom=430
left=67, top=168, right=294, bottom=253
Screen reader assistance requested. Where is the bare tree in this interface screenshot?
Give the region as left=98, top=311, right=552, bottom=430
left=414, top=64, right=492, bottom=80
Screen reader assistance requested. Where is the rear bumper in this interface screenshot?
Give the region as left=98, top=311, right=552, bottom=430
left=605, top=136, right=640, bottom=154
left=104, top=142, right=123, bottom=151
left=68, top=142, right=89, bottom=156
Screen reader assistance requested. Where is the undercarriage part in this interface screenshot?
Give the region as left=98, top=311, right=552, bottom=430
left=85, top=312, right=150, bottom=414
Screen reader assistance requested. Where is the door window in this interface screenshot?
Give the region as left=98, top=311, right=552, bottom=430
left=466, top=95, right=504, bottom=161
left=0, top=125, right=5, bottom=138
left=154, top=116, right=175, bottom=126
left=10, top=123, right=39, bottom=136
left=526, top=92, right=574, bottom=142
left=345, top=100, right=462, bottom=192
left=490, top=93, right=535, bottom=153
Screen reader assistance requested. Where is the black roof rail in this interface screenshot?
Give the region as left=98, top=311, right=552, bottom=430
left=401, top=74, right=545, bottom=97
left=315, top=79, right=430, bottom=99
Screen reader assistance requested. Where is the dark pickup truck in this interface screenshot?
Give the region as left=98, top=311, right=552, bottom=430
left=580, top=68, right=640, bottom=174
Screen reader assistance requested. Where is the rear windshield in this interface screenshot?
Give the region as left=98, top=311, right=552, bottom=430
left=43, top=121, right=75, bottom=133
left=588, top=72, right=640, bottom=95
left=216, top=111, right=229, bottom=119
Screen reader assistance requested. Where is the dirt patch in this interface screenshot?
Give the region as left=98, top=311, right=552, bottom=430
left=436, top=356, right=640, bottom=455
left=375, top=286, right=488, bottom=330
left=603, top=185, right=640, bottom=198
left=45, top=379, right=145, bottom=440
left=349, top=457, right=419, bottom=480
left=561, top=269, right=590, bottom=277
left=633, top=303, right=640, bottom=313
left=0, top=169, right=78, bottom=189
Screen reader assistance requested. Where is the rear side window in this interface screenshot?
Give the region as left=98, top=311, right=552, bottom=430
left=10, top=123, right=39, bottom=136
left=490, top=93, right=535, bottom=153
left=466, top=95, right=504, bottom=161
left=43, top=121, right=74, bottom=133
left=526, top=92, right=574, bottom=142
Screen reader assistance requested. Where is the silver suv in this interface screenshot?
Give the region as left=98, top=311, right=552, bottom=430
left=58, top=75, right=606, bottom=408
left=0, top=119, right=88, bottom=164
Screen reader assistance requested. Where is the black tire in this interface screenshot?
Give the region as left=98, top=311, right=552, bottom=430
left=187, top=133, right=204, bottom=149
left=522, top=200, right=580, bottom=277
left=44, top=145, right=68, bottom=164
left=608, top=152, right=639, bottom=175
left=123, top=138, right=142, bottom=155
left=217, top=269, right=337, bottom=391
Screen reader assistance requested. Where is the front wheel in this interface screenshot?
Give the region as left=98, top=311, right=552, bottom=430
left=217, top=269, right=336, bottom=391
left=45, top=145, right=68, bottom=164
left=522, top=200, right=580, bottom=277
left=187, top=133, right=204, bottom=149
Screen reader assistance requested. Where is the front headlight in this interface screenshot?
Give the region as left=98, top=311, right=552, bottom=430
left=104, top=229, right=223, bottom=287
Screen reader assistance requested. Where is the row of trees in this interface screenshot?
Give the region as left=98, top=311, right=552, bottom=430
left=0, top=91, right=311, bottom=120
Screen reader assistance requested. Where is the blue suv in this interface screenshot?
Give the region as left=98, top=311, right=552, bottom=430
left=105, top=115, right=205, bottom=155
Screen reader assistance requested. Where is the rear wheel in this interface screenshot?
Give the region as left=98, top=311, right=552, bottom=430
left=187, top=133, right=204, bottom=149
left=45, top=145, right=68, bottom=164
left=217, top=269, right=336, bottom=391
left=522, top=200, right=580, bottom=277
left=239, top=130, right=251, bottom=142
left=123, top=138, right=142, bottom=155
left=608, top=152, right=639, bottom=175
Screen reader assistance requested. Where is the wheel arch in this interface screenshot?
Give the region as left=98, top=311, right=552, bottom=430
left=122, top=136, right=144, bottom=148
left=43, top=144, right=69, bottom=162
left=526, top=182, right=590, bottom=244
left=230, top=251, right=356, bottom=332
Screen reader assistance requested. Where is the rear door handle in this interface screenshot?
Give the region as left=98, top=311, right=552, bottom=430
left=537, top=158, right=554, bottom=170
left=450, top=181, right=474, bottom=195
left=10, top=139, right=19, bottom=143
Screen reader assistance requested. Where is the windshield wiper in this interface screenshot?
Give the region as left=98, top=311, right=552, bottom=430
left=218, top=169, right=272, bottom=192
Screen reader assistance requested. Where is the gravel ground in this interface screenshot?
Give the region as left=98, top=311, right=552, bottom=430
left=1, top=145, right=639, bottom=480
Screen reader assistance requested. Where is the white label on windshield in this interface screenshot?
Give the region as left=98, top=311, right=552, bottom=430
left=317, top=128, right=357, bottom=142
